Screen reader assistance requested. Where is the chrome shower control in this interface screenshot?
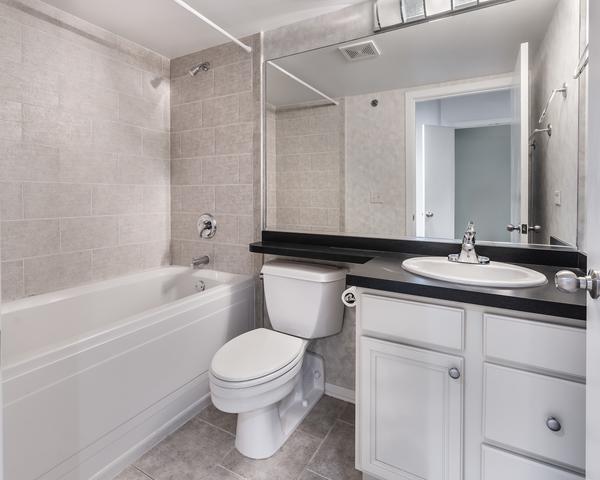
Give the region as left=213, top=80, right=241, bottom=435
left=197, top=213, right=217, bottom=239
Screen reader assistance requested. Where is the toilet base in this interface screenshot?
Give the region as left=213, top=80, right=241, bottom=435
left=235, top=352, right=325, bottom=459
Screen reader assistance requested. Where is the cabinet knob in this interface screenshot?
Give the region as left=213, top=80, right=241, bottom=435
left=448, top=368, right=461, bottom=380
left=546, top=416, right=562, bottom=432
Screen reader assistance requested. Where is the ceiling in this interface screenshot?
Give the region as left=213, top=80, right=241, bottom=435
left=41, top=0, right=365, bottom=58
left=267, top=0, right=561, bottom=107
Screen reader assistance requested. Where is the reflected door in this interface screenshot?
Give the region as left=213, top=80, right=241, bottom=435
left=510, top=42, right=530, bottom=243
left=423, top=125, right=455, bottom=239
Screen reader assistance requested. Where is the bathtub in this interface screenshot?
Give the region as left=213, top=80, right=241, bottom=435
left=1, top=266, right=254, bottom=480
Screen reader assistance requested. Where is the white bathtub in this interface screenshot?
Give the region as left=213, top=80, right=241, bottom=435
left=1, top=266, right=254, bottom=480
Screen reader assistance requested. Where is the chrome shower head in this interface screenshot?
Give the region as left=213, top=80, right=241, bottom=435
left=189, top=62, right=211, bottom=76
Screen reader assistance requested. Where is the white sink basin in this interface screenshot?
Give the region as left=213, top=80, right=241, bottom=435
left=401, top=256, right=548, bottom=288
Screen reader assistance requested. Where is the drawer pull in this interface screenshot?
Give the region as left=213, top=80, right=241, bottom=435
left=546, top=416, right=562, bottom=432
left=448, top=368, right=461, bottom=379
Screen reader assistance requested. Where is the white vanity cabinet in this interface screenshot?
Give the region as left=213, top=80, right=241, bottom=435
left=355, top=290, right=586, bottom=480
left=359, top=337, right=463, bottom=480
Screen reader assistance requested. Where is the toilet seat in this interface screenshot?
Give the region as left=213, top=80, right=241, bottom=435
left=210, top=328, right=308, bottom=388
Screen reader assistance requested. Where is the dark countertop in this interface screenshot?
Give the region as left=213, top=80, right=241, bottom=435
left=347, top=255, right=587, bottom=320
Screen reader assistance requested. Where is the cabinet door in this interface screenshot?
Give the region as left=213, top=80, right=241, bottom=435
left=359, top=336, right=463, bottom=480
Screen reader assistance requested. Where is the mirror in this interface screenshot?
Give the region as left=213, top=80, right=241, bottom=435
left=265, top=0, right=584, bottom=247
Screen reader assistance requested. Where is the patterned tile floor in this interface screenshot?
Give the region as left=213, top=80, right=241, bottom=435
left=115, top=395, right=361, bottom=480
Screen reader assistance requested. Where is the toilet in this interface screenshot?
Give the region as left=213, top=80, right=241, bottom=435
left=209, top=260, right=347, bottom=459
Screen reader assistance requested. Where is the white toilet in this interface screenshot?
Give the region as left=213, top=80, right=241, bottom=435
left=209, top=260, right=347, bottom=459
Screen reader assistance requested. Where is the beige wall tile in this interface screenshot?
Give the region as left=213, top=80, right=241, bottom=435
left=119, top=214, right=169, bottom=245
left=59, top=148, right=118, bottom=184
left=171, top=158, right=203, bottom=186
left=179, top=128, right=215, bottom=157
left=60, top=216, right=118, bottom=251
left=118, top=155, right=169, bottom=185
left=92, top=185, right=143, bottom=215
left=91, top=244, right=144, bottom=280
left=215, top=123, right=253, bottom=155
left=92, top=55, right=143, bottom=96
left=1, top=260, right=24, bottom=302
left=171, top=102, right=203, bottom=132
left=142, top=186, right=170, bottom=213
left=215, top=185, right=253, bottom=215
left=23, top=104, right=92, bottom=147
left=214, top=61, right=252, bottom=96
left=142, top=240, right=171, bottom=268
left=59, top=82, right=119, bottom=120
left=119, top=93, right=167, bottom=130
left=2, top=219, right=60, bottom=260
left=214, top=244, right=253, bottom=274
left=171, top=71, right=214, bottom=105
left=23, top=251, right=92, bottom=296
left=0, top=16, right=21, bottom=63
left=0, top=100, right=21, bottom=122
left=203, top=95, right=239, bottom=127
left=23, top=183, right=92, bottom=219
left=172, top=185, right=215, bottom=213
left=0, top=182, right=23, bottom=221
left=171, top=239, right=214, bottom=267
left=93, top=120, right=142, bottom=154
left=202, top=156, right=239, bottom=184
left=143, top=130, right=170, bottom=159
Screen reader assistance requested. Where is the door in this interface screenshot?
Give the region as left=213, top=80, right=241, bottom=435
left=423, top=125, right=455, bottom=239
left=359, top=336, right=463, bottom=480
left=586, top=1, right=599, bottom=477
left=510, top=42, right=529, bottom=243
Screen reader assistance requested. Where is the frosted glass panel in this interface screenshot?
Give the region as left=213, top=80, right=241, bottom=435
left=402, top=0, right=425, bottom=20
left=425, top=0, right=451, bottom=15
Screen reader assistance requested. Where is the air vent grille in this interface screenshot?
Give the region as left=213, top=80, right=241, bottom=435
left=338, top=40, right=381, bottom=62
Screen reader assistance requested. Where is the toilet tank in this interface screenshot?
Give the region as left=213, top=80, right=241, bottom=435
left=261, top=260, right=347, bottom=339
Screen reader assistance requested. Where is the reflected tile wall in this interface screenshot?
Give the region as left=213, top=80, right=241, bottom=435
left=0, top=0, right=171, bottom=301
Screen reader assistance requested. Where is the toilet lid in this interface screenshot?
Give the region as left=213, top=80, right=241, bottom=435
left=210, top=328, right=305, bottom=382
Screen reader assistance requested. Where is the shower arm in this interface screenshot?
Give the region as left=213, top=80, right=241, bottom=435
left=538, top=83, right=567, bottom=124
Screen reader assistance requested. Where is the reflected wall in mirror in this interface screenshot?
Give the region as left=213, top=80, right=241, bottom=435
left=265, top=0, right=585, bottom=247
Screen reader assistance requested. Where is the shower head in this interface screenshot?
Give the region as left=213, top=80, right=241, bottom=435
left=189, top=62, right=211, bottom=76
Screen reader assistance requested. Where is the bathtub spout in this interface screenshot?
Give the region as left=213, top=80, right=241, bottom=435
left=191, top=256, right=210, bottom=269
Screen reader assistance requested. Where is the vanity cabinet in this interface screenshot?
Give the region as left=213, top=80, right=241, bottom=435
left=359, top=337, right=463, bottom=480
left=356, top=290, right=586, bottom=480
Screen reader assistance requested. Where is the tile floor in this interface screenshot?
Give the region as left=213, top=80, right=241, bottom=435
left=115, top=395, right=361, bottom=480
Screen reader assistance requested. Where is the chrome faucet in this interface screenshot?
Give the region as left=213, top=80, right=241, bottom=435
left=191, top=255, right=210, bottom=269
left=448, top=221, right=490, bottom=265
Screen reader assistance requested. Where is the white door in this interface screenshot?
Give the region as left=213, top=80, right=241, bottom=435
left=359, top=336, right=463, bottom=480
left=586, top=2, right=600, bottom=477
left=510, top=42, right=530, bottom=243
left=423, top=125, right=455, bottom=239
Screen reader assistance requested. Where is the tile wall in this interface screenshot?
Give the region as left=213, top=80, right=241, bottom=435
left=0, top=0, right=171, bottom=301
left=169, top=34, right=262, bottom=276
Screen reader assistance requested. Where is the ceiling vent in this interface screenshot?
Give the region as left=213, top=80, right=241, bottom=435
left=338, top=40, right=381, bottom=62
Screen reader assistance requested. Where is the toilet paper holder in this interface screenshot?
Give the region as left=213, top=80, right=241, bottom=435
left=342, top=287, right=358, bottom=308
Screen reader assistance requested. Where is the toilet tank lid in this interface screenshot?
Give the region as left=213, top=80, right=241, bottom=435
left=261, top=260, right=347, bottom=282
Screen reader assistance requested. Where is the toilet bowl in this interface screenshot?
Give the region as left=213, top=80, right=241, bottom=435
left=209, top=260, right=347, bottom=459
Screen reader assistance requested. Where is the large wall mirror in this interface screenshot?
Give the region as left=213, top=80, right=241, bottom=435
left=264, top=0, right=586, bottom=247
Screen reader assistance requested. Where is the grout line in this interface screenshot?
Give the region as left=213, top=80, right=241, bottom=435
left=195, top=416, right=236, bottom=438
left=216, top=464, right=246, bottom=480
left=304, top=468, right=331, bottom=480
left=132, top=465, right=155, bottom=480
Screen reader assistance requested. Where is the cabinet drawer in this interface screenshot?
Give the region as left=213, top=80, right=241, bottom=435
left=360, top=294, right=464, bottom=350
left=484, top=314, right=585, bottom=378
left=483, top=363, right=585, bottom=470
left=482, top=445, right=583, bottom=480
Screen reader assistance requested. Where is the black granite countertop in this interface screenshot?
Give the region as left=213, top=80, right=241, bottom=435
left=347, top=255, right=587, bottom=320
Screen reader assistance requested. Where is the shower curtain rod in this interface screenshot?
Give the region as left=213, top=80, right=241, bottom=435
left=268, top=62, right=339, bottom=106
left=171, top=0, right=252, bottom=53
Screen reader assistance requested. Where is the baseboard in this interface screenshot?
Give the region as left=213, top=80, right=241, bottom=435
left=324, top=383, right=355, bottom=404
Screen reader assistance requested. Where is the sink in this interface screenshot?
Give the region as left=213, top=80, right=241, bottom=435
left=401, top=256, right=548, bottom=288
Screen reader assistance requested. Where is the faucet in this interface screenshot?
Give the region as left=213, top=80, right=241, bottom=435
left=448, top=221, right=490, bottom=265
left=191, top=255, right=210, bottom=269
